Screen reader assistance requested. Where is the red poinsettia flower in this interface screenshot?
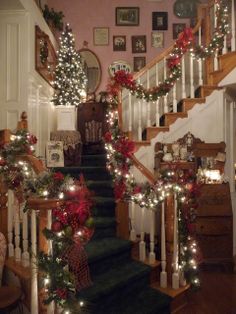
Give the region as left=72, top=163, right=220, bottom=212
left=55, top=288, right=67, bottom=300
left=114, top=180, right=126, bottom=200
left=115, top=137, right=135, bottom=158
left=28, top=134, right=37, bottom=145
left=0, top=158, right=6, bottom=166
left=53, top=172, right=64, bottom=181
left=133, top=185, right=142, bottom=194
left=104, top=131, right=112, bottom=143
left=167, top=55, right=181, bottom=69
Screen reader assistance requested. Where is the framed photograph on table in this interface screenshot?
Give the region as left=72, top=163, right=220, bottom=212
left=93, top=27, right=109, bottom=46
left=113, top=36, right=126, bottom=51
left=151, top=32, right=164, bottom=48
left=46, top=141, right=64, bottom=167
left=152, top=12, right=168, bottom=30
left=133, top=57, right=146, bottom=72
left=116, top=7, right=139, bottom=26
left=132, top=35, right=146, bottom=53
left=173, top=23, right=186, bottom=39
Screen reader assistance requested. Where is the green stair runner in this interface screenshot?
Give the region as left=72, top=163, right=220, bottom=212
left=58, top=152, right=171, bottom=314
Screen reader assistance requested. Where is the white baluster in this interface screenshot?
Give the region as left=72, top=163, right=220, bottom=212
left=160, top=201, right=167, bottom=288
left=138, top=100, right=142, bottom=141
left=172, top=84, right=177, bottom=113
left=214, top=3, right=219, bottom=69
left=232, top=0, right=236, bottom=52
left=149, top=210, right=156, bottom=264
left=128, top=92, right=132, bottom=133
left=172, top=193, right=179, bottom=289
left=181, top=56, right=186, bottom=99
left=198, top=26, right=203, bottom=86
left=155, top=99, right=160, bottom=127
left=7, top=190, right=14, bottom=257
left=14, top=197, right=21, bottom=261
left=163, top=58, right=168, bottom=113
left=31, top=210, right=38, bottom=314
left=155, top=62, right=159, bottom=86
left=139, top=207, right=146, bottom=262
left=147, top=71, right=151, bottom=127
left=22, top=209, right=30, bottom=267
left=189, top=53, right=194, bottom=98
left=130, top=201, right=137, bottom=241
left=47, top=209, right=55, bottom=314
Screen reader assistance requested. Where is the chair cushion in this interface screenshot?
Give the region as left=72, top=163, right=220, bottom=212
left=0, top=286, right=22, bottom=309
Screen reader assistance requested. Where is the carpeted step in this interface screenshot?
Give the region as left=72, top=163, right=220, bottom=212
left=81, top=154, right=107, bottom=167
left=79, top=260, right=151, bottom=308
left=61, top=166, right=111, bottom=181
left=92, top=217, right=116, bottom=239
left=86, top=237, right=132, bottom=277
left=86, top=180, right=114, bottom=197
left=91, top=197, right=115, bottom=217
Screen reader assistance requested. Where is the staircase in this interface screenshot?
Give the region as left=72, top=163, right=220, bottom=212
left=59, top=150, right=171, bottom=314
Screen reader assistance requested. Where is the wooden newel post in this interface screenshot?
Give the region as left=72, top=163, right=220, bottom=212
left=165, top=194, right=174, bottom=284
left=115, top=201, right=130, bottom=240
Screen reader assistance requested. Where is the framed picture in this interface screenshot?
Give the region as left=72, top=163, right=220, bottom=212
left=108, top=60, right=131, bottom=76
left=116, top=7, right=139, bottom=26
left=152, top=12, right=168, bottom=30
left=151, top=32, right=164, bottom=48
left=133, top=57, right=146, bottom=72
left=46, top=141, right=64, bottom=167
left=113, top=36, right=126, bottom=51
left=93, top=27, right=109, bottom=46
left=132, top=35, right=146, bottom=53
left=173, top=23, right=186, bottom=39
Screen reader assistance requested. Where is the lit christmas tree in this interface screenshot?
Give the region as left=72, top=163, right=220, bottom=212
left=52, top=24, right=87, bottom=106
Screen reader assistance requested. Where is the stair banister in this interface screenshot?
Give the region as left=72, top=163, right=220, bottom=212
left=231, top=0, right=235, bottom=51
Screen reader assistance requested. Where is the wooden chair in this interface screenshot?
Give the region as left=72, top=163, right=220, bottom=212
left=0, top=232, right=23, bottom=314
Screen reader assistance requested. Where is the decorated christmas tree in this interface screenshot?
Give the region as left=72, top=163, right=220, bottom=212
left=52, top=24, right=87, bottom=106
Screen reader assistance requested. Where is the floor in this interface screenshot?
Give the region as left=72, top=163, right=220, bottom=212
left=176, top=270, right=236, bottom=314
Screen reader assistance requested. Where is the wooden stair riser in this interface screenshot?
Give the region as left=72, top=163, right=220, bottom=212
left=146, top=127, right=169, bottom=141
left=164, top=113, right=187, bottom=127
left=218, top=51, right=236, bottom=69
left=182, top=98, right=205, bottom=113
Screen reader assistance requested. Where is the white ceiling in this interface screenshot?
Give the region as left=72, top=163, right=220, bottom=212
left=0, top=0, right=23, bottom=10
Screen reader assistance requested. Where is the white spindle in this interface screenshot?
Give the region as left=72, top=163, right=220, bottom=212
left=231, top=0, right=236, bottom=51
left=189, top=53, right=194, bottom=98
left=14, top=198, right=21, bottom=261
left=172, top=84, right=177, bottom=112
left=139, top=207, right=146, bottom=262
left=163, top=58, right=168, bottom=113
left=31, top=210, right=38, bottom=314
left=22, top=210, right=30, bottom=267
left=198, top=26, right=203, bottom=86
left=149, top=210, right=156, bottom=264
left=147, top=71, right=151, bottom=127
left=155, top=63, right=159, bottom=85
left=130, top=201, right=137, bottom=241
left=214, top=3, right=219, bottom=69
left=160, top=201, right=167, bottom=288
left=181, top=56, right=186, bottom=99
left=128, top=92, right=132, bottom=133
left=172, top=193, right=179, bottom=289
left=155, top=99, right=160, bottom=127
left=138, top=100, right=142, bottom=141
left=7, top=190, right=14, bottom=257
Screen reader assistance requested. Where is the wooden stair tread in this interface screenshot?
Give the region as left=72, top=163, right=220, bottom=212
left=151, top=282, right=190, bottom=298
left=5, top=257, right=31, bottom=280
left=218, top=51, right=236, bottom=60
left=164, top=112, right=187, bottom=117
left=146, top=126, right=169, bottom=131
left=182, top=97, right=205, bottom=103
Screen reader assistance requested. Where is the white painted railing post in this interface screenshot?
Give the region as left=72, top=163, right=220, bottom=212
left=214, top=3, right=219, bottom=69
left=130, top=201, right=137, bottom=241
left=14, top=197, right=21, bottom=261
left=163, top=58, right=168, bottom=113
left=31, top=210, right=39, bottom=314
left=138, top=100, right=142, bottom=141
left=231, top=0, right=236, bottom=52
left=189, top=53, right=194, bottom=98
left=160, top=201, right=167, bottom=288
left=181, top=56, right=186, bottom=99
left=198, top=26, right=203, bottom=86
left=172, top=84, right=177, bottom=113
left=139, top=206, right=146, bottom=262
left=128, top=92, right=132, bottom=134
left=7, top=190, right=14, bottom=257
left=149, top=209, right=156, bottom=264
left=22, top=209, right=30, bottom=267
left=147, top=70, right=151, bottom=127
left=155, top=99, right=160, bottom=127
left=172, top=193, right=179, bottom=289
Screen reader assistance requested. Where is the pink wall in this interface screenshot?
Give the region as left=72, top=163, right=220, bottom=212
left=47, top=0, right=191, bottom=93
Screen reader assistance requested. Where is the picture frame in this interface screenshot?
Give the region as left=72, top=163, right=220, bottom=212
left=46, top=141, right=64, bottom=167
left=133, top=57, right=146, bottom=72
left=108, top=60, right=132, bottom=77
left=152, top=12, right=168, bottom=30
left=113, top=35, right=126, bottom=51
left=173, top=23, right=186, bottom=39
left=151, top=32, right=164, bottom=48
left=131, top=35, right=146, bottom=53
left=116, top=7, right=139, bottom=26
left=93, top=27, right=109, bottom=46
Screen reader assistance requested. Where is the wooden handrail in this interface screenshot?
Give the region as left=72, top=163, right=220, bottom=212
left=131, top=155, right=156, bottom=184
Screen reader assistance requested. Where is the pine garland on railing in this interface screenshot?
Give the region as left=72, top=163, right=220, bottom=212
left=0, top=130, right=93, bottom=313
left=104, top=104, right=201, bottom=288
left=107, top=0, right=229, bottom=102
